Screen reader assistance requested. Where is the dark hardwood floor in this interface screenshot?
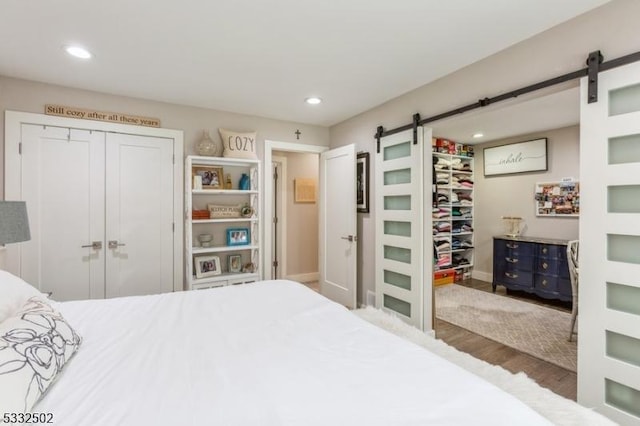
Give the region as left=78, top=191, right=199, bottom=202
left=435, top=279, right=577, bottom=401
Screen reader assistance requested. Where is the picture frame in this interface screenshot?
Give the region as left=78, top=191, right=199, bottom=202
left=194, top=255, right=221, bottom=278
left=535, top=180, right=580, bottom=217
left=294, top=178, right=316, bottom=203
left=357, top=152, right=370, bottom=213
left=192, top=166, right=224, bottom=189
left=483, top=138, right=547, bottom=176
left=228, top=254, right=242, bottom=273
left=226, top=227, right=250, bottom=246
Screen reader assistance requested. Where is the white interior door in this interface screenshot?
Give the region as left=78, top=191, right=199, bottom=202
left=105, top=133, right=175, bottom=298
left=319, top=144, right=357, bottom=308
left=375, top=128, right=431, bottom=330
left=20, top=125, right=106, bottom=300
left=579, top=61, right=640, bottom=424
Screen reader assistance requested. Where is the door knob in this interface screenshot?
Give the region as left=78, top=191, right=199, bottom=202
left=341, top=235, right=357, bottom=242
left=81, top=241, right=102, bottom=250
left=108, top=240, right=126, bottom=249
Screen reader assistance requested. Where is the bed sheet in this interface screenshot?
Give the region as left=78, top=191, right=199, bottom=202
left=36, top=280, right=551, bottom=425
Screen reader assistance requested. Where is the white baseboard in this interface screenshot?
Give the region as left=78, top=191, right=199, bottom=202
left=472, top=270, right=492, bottom=283
left=285, top=272, right=319, bottom=283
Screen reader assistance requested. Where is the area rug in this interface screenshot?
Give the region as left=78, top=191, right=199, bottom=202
left=435, top=284, right=577, bottom=372
left=353, top=307, right=612, bottom=426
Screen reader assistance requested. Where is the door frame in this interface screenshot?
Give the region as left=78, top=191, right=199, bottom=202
left=271, top=155, right=288, bottom=279
left=263, top=140, right=328, bottom=280
left=3, top=111, right=184, bottom=292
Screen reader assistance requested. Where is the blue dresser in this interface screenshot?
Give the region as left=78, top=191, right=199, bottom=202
left=492, top=236, right=571, bottom=301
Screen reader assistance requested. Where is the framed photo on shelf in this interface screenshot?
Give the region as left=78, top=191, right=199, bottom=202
left=194, top=255, right=222, bottom=278
left=228, top=254, right=242, bottom=273
left=193, top=166, right=224, bottom=189
left=357, top=152, right=370, bottom=213
left=226, top=228, right=250, bottom=246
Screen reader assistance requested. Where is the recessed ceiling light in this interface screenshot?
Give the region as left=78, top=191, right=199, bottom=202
left=472, top=132, right=484, bottom=139
left=305, top=97, right=322, bottom=105
left=64, top=45, right=92, bottom=59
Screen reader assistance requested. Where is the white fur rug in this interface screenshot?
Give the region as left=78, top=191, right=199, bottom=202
left=353, top=306, right=615, bottom=426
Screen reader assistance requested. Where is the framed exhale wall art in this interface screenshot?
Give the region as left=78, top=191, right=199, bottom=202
left=483, top=138, right=548, bottom=176
left=357, top=152, right=370, bottom=213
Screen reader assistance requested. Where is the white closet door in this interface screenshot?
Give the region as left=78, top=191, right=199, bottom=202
left=105, top=133, right=174, bottom=298
left=20, top=125, right=106, bottom=300
left=375, top=128, right=428, bottom=329
left=579, top=61, right=640, bottom=424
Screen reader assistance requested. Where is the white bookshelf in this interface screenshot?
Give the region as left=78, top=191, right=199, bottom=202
left=185, top=155, right=262, bottom=290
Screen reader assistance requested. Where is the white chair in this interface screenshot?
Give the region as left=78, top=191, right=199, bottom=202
left=567, top=240, right=579, bottom=341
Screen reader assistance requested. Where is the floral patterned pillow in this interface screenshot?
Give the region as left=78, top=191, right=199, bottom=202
left=0, top=297, right=82, bottom=414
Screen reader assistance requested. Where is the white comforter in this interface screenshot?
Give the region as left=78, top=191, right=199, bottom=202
left=37, top=280, right=551, bottom=425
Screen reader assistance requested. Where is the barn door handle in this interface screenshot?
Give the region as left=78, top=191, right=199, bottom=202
left=108, top=240, right=126, bottom=249
left=81, top=241, right=102, bottom=250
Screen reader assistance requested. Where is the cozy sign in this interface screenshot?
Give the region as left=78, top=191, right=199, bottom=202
left=45, top=104, right=161, bottom=127
left=483, top=138, right=547, bottom=176
left=219, top=128, right=258, bottom=159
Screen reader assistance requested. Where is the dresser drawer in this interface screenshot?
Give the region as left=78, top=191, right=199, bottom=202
left=501, top=269, right=533, bottom=288
left=536, top=258, right=561, bottom=275
left=503, top=254, right=534, bottom=272
left=534, top=274, right=559, bottom=294
left=534, top=275, right=572, bottom=301
left=504, top=241, right=534, bottom=257
left=537, top=244, right=566, bottom=260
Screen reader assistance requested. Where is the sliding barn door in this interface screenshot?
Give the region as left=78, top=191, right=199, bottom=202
left=375, top=128, right=432, bottom=330
left=579, top=61, right=640, bottom=423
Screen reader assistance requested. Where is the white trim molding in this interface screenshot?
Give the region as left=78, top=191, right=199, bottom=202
left=263, top=140, right=328, bottom=280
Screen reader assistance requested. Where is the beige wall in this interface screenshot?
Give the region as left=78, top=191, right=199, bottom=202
left=0, top=76, right=330, bottom=199
left=329, top=0, right=640, bottom=304
left=274, top=151, right=319, bottom=279
left=473, top=126, right=580, bottom=280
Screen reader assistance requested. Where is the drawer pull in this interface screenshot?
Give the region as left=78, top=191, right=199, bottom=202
left=542, top=247, right=548, bottom=254
left=505, top=257, right=519, bottom=263
left=542, top=279, right=548, bottom=287
left=506, top=243, right=519, bottom=249
left=542, top=262, right=548, bottom=270
left=505, top=272, right=518, bottom=279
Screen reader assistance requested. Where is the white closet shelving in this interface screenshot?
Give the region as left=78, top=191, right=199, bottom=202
left=185, top=155, right=261, bottom=290
left=433, top=152, right=474, bottom=277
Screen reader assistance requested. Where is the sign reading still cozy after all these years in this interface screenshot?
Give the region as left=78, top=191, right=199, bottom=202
left=45, top=105, right=161, bottom=128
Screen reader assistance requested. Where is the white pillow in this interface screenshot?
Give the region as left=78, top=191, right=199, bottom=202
left=218, top=128, right=258, bottom=159
left=0, top=270, right=44, bottom=323
left=0, top=297, right=82, bottom=414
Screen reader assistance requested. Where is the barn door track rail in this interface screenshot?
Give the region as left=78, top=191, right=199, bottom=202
left=374, top=49, right=640, bottom=152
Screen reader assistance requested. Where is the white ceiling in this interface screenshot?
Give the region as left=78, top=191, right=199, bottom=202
left=0, top=0, right=608, bottom=127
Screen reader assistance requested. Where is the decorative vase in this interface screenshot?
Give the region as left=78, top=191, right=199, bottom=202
left=195, top=131, right=218, bottom=156
left=239, top=173, right=250, bottom=190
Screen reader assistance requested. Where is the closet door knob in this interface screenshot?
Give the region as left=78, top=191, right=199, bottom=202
left=81, top=241, right=102, bottom=250
left=108, top=240, right=126, bottom=249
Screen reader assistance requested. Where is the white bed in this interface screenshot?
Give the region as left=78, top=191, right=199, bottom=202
left=22, top=279, right=554, bottom=425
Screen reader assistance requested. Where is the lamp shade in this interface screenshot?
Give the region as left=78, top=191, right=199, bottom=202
left=0, top=201, right=31, bottom=244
